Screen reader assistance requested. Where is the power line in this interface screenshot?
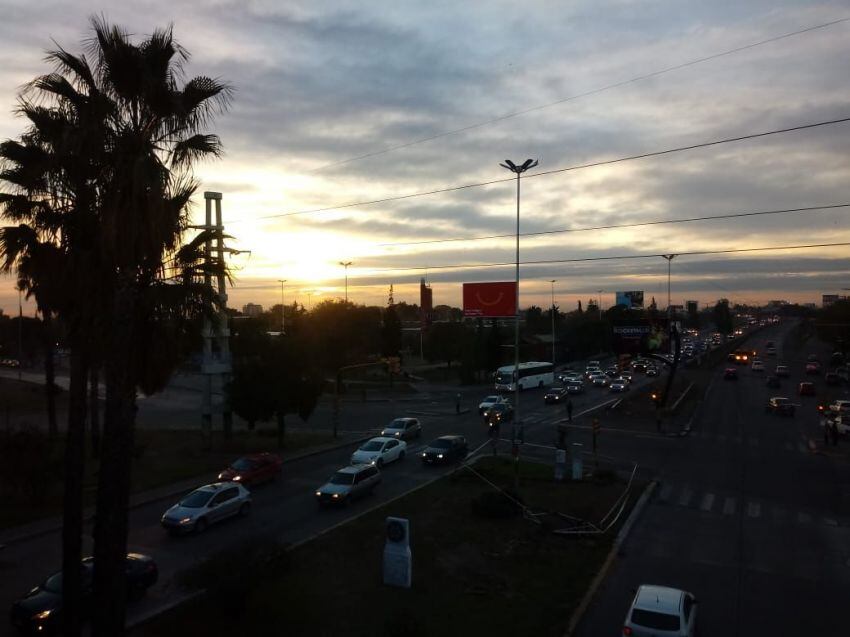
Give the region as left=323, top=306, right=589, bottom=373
left=307, top=17, right=850, bottom=172
left=376, top=203, right=850, bottom=247
left=363, top=241, right=850, bottom=274
left=241, top=115, right=850, bottom=223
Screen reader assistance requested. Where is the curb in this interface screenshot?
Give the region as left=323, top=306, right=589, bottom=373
left=0, top=434, right=374, bottom=548
left=564, top=480, right=657, bottom=636
left=126, top=589, right=206, bottom=631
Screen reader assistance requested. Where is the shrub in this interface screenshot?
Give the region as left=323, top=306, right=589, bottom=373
left=470, top=489, right=525, bottom=519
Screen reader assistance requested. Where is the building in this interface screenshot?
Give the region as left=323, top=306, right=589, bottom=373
left=419, top=278, right=433, bottom=329
left=242, top=303, right=263, bottom=318
left=822, top=294, right=847, bottom=308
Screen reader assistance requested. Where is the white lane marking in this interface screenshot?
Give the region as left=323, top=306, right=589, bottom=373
left=700, top=493, right=715, bottom=512
left=823, top=517, right=838, bottom=527
left=678, top=486, right=693, bottom=507
left=747, top=501, right=761, bottom=518
left=723, top=497, right=736, bottom=515
left=797, top=512, right=812, bottom=524
left=659, top=484, right=673, bottom=502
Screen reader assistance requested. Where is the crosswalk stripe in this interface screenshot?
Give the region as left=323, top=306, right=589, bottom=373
left=747, top=501, right=761, bottom=518
left=678, top=486, right=693, bottom=507
left=658, top=484, right=673, bottom=502
left=797, top=512, right=812, bottom=524
left=700, top=493, right=715, bottom=512
left=723, top=497, right=736, bottom=515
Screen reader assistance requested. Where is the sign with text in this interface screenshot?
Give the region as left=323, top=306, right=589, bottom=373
left=612, top=318, right=669, bottom=355
left=463, top=282, right=517, bottom=317
left=615, top=290, right=644, bottom=309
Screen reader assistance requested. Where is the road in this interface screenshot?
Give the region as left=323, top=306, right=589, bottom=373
left=575, top=322, right=850, bottom=636
left=0, top=357, right=650, bottom=635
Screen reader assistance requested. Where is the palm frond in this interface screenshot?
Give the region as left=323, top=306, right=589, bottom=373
left=171, top=134, right=222, bottom=167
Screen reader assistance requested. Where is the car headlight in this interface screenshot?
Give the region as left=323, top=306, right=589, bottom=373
left=233, top=475, right=242, bottom=481
left=332, top=493, right=339, bottom=499
left=217, top=473, right=225, bottom=480
left=179, top=517, right=193, bottom=525
left=421, top=452, right=427, bottom=457
left=34, top=610, right=52, bottom=620
left=370, top=459, right=376, bottom=465
left=437, top=454, right=444, bottom=459
left=315, top=491, right=322, bottom=497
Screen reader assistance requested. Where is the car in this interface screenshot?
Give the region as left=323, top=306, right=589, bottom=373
left=766, top=396, right=795, bottom=416
left=829, top=400, right=850, bottom=415
left=798, top=382, right=816, bottom=396
left=584, top=366, right=602, bottom=379
left=604, top=367, right=620, bottom=378
left=723, top=367, right=738, bottom=380
left=751, top=360, right=765, bottom=372
left=830, top=352, right=845, bottom=367
left=484, top=402, right=514, bottom=424
left=161, top=483, right=251, bottom=534
left=544, top=386, right=568, bottom=404
left=632, top=362, right=647, bottom=374
left=805, top=362, right=820, bottom=375
left=565, top=380, right=585, bottom=394
left=587, top=359, right=601, bottom=368
left=825, top=372, right=841, bottom=386
left=315, top=464, right=381, bottom=506
left=619, top=371, right=633, bottom=383
left=478, top=395, right=509, bottom=415
left=807, top=353, right=820, bottom=362
left=766, top=346, right=777, bottom=356
left=350, top=437, right=407, bottom=467
left=217, top=453, right=282, bottom=486
left=623, top=584, right=697, bottom=637
left=775, top=365, right=790, bottom=378
left=646, top=366, right=659, bottom=377
left=610, top=379, right=629, bottom=392
left=591, top=374, right=610, bottom=387
left=558, top=371, right=581, bottom=383
left=766, top=375, right=781, bottom=388
left=421, top=435, right=468, bottom=465
left=380, top=417, right=422, bottom=440
left=10, top=554, right=158, bottom=634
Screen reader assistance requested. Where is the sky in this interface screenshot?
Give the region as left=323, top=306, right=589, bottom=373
left=1, top=0, right=849, bottom=316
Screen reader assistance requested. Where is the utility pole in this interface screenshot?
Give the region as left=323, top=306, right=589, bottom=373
left=278, top=279, right=287, bottom=335
left=663, top=254, right=677, bottom=355
left=500, top=158, right=538, bottom=491
left=550, top=280, right=556, bottom=366
left=339, top=261, right=353, bottom=303
left=597, top=290, right=603, bottom=321
left=17, top=287, right=22, bottom=381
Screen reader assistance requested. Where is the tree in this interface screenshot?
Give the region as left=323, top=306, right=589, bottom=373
left=424, top=322, right=467, bottom=368
left=713, top=299, right=733, bottom=335
left=381, top=305, right=402, bottom=357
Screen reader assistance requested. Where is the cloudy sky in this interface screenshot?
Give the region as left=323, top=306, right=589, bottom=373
left=1, top=0, right=849, bottom=315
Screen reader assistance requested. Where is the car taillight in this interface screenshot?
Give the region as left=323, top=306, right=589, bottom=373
left=623, top=627, right=632, bottom=636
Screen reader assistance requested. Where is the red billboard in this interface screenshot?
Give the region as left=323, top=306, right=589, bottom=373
left=463, top=282, right=517, bottom=318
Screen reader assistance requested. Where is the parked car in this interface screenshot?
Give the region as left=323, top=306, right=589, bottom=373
left=544, top=387, right=568, bottom=404
left=161, top=483, right=251, bottom=535
left=565, top=380, right=585, bottom=394
left=381, top=417, right=422, bottom=440
left=10, top=554, right=158, bottom=634
left=350, top=437, right=406, bottom=468
left=484, top=402, right=514, bottom=424
left=217, top=453, right=282, bottom=486
left=623, top=584, right=697, bottom=637
left=751, top=360, right=765, bottom=372
left=766, top=396, right=795, bottom=416
left=775, top=365, right=790, bottom=378
left=723, top=367, right=738, bottom=380
left=315, top=464, right=381, bottom=506
left=798, top=382, right=816, bottom=396
left=420, top=435, right=468, bottom=465
left=478, top=395, right=509, bottom=415
left=766, top=375, right=781, bottom=388
left=610, top=380, right=629, bottom=393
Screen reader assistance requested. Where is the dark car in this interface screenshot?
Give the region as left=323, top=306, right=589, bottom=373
left=798, top=382, right=816, bottom=396
left=421, top=435, right=468, bottom=465
left=544, top=387, right=568, bottom=404
left=565, top=380, right=584, bottom=394
left=805, top=362, right=820, bottom=375
left=645, top=366, right=659, bottom=377
left=10, top=554, right=157, bottom=635
left=723, top=367, right=738, bottom=380
left=766, top=375, right=781, bottom=388
left=825, top=372, right=841, bottom=386
left=766, top=397, right=795, bottom=416
left=484, top=402, right=514, bottom=424
left=218, top=452, right=282, bottom=486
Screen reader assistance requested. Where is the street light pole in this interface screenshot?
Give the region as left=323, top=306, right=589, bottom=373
left=550, top=280, right=556, bottom=365
left=597, top=289, right=603, bottom=321
left=500, top=158, right=538, bottom=489
left=277, top=279, right=287, bottom=334
left=662, top=254, right=677, bottom=321
left=339, top=261, right=353, bottom=303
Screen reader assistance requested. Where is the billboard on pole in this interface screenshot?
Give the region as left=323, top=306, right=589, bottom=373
left=463, top=282, right=517, bottom=317
left=612, top=318, right=669, bottom=356
left=615, top=290, right=645, bottom=308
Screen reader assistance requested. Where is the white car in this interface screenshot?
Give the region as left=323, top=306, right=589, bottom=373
left=623, top=585, right=697, bottom=636
left=751, top=360, right=765, bottom=372
left=829, top=400, right=850, bottom=414
left=160, top=483, right=251, bottom=534
left=350, top=437, right=407, bottom=468
left=478, top=395, right=509, bottom=415
left=380, top=417, right=422, bottom=440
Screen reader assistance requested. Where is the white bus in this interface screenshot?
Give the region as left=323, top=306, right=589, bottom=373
left=494, top=362, right=555, bottom=392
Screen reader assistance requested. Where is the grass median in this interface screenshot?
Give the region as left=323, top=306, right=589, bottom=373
left=136, top=456, right=645, bottom=637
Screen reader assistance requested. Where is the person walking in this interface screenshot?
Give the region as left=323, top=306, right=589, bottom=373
left=566, top=398, right=573, bottom=423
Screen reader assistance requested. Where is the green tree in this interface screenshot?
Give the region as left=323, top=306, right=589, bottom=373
left=381, top=304, right=402, bottom=357
left=713, top=299, right=734, bottom=335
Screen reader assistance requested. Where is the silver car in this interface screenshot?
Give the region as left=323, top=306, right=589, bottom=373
left=161, top=482, right=251, bottom=534
left=315, top=464, right=381, bottom=506
left=623, top=585, right=697, bottom=636
left=381, top=417, right=422, bottom=440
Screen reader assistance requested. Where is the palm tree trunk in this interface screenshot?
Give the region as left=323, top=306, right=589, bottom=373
left=61, top=345, right=88, bottom=637
left=90, top=365, right=100, bottom=457
left=43, top=311, right=57, bottom=440
left=92, top=287, right=136, bottom=637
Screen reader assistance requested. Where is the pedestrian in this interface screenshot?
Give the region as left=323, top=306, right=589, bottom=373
left=455, top=392, right=461, bottom=415
left=566, top=398, right=573, bottom=422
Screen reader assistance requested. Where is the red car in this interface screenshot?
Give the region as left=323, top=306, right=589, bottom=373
left=798, top=382, right=816, bottom=396
left=218, top=453, right=282, bottom=486
left=723, top=367, right=738, bottom=380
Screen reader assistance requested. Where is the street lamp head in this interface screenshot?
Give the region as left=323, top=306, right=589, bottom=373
left=500, top=158, right=538, bottom=174
left=520, top=158, right=538, bottom=171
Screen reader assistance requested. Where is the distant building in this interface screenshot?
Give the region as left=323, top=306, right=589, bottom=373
left=822, top=294, right=847, bottom=308
left=419, top=278, right=433, bottom=329
left=766, top=300, right=789, bottom=309
left=242, top=303, right=263, bottom=318
left=803, top=303, right=817, bottom=309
